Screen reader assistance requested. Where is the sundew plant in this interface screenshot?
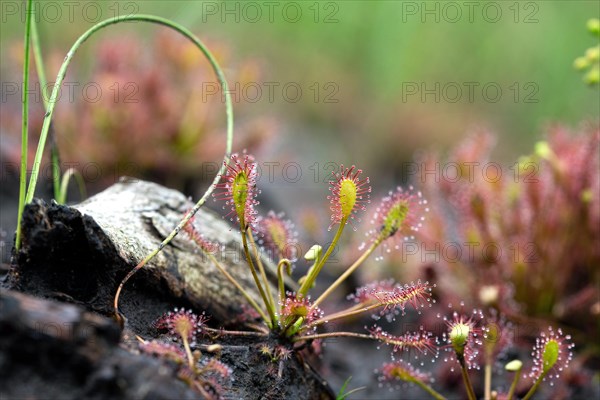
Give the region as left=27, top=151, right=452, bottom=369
left=136, top=152, right=573, bottom=400
left=13, top=1, right=580, bottom=398
left=114, top=149, right=576, bottom=398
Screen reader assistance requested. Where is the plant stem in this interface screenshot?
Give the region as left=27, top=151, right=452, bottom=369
left=484, top=360, right=492, bottom=400
left=326, top=302, right=365, bottom=317
left=506, top=368, right=522, bottom=400
left=413, top=379, right=448, bottom=400
left=458, top=355, right=477, bottom=400
left=308, top=302, right=381, bottom=328
left=31, top=18, right=48, bottom=109
left=182, top=336, right=194, bottom=369
left=283, top=316, right=304, bottom=337
left=241, top=228, right=276, bottom=326
left=247, top=230, right=276, bottom=315
left=30, top=15, right=64, bottom=202
left=15, top=0, right=33, bottom=250
left=59, top=16, right=236, bottom=321
left=279, top=315, right=295, bottom=334
left=312, top=239, right=380, bottom=307
left=203, top=326, right=268, bottom=338
left=57, top=168, right=86, bottom=204
left=522, top=372, right=547, bottom=400
left=292, top=331, right=374, bottom=342
left=50, top=136, right=61, bottom=201
left=277, top=259, right=291, bottom=309
left=205, top=252, right=269, bottom=324
left=298, top=220, right=346, bottom=296
left=27, top=14, right=231, bottom=204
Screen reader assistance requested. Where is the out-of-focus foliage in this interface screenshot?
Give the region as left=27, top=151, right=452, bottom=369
left=1, top=31, right=275, bottom=190
left=574, top=18, right=600, bottom=85
left=1, top=2, right=598, bottom=187
left=415, top=128, right=599, bottom=353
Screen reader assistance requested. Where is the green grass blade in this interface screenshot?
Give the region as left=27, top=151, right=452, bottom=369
left=57, top=168, right=87, bottom=204
left=30, top=14, right=62, bottom=200
left=15, top=0, right=33, bottom=249
left=24, top=14, right=233, bottom=205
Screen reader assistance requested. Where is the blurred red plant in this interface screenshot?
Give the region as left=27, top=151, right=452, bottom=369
left=1, top=31, right=276, bottom=191
left=416, top=127, right=599, bottom=354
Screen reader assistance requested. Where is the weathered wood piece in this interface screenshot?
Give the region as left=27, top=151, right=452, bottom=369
left=12, top=177, right=280, bottom=323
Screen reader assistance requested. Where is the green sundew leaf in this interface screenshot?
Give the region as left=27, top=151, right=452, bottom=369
left=542, top=340, right=559, bottom=373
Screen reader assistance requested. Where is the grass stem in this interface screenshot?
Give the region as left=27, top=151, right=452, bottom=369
left=57, top=168, right=86, bottom=204
left=92, top=15, right=234, bottom=321
left=15, top=0, right=34, bottom=250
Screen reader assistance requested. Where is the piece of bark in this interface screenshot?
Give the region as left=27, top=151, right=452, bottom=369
left=0, top=288, right=200, bottom=400
left=11, top=177, right=281, bottom=324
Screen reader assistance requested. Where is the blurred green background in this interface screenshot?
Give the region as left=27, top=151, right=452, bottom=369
left=1, top=0, right=599, bottom=196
